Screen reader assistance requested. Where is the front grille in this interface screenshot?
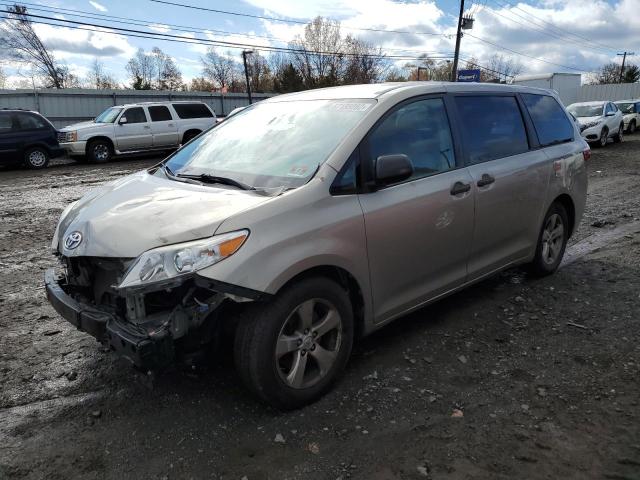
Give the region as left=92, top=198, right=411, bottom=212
left=57, top=131, right=67, bottom=142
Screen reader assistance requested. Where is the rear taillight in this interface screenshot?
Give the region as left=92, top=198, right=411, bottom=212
left=583, top=149, right=591, bottom=161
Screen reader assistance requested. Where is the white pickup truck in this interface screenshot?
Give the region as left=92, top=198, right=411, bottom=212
left=59, top=101, right=217, bottom=162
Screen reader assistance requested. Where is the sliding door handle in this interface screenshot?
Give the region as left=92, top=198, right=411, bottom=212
left=477, top=173, right=495, bottom=187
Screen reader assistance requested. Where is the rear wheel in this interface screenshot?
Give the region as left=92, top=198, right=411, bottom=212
left=87, top=139, right=112, bottom=163
left=527, top=203, right=569, bottom=277
left=234, top=276, right=354, bottom=410
left=613, top=124, right=624, bottom=143
left=627, top=120, right=636, bottom=134
left=24, top=147, right=49, bottom=169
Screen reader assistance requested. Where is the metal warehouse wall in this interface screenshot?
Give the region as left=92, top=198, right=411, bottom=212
left=578, top=83, right=640, bottom=102
left=0, top=89, right=276, bottom=128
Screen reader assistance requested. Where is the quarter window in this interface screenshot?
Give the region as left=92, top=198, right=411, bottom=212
left=522, top=94, right=574, bottom=147
left=148, top=105, right=173, bottom=122
left=123, top=107, right=147, bottom=124
left=0, top=113, right=13, bottom=131
left=454, top=96, right=529, bottom=164
left=172, top=103, right=213, bottom=119
left=367, top=97, right=456, bottom=182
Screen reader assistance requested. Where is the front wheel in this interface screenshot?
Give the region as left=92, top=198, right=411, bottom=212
left=527, top=203, right=569, bottom=277
left=595, top=127, right=609, bottom=148
left=613, top=124, right=624, bottom=143
left=87, top=139, right=112, bottom=163
left=24, top=147, right=49, bottom=169
left=234, top=277, right=354, bottom=410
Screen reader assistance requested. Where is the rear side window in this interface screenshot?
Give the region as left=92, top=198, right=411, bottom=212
left=522, top=94, right=574, bottom=147
left=148, top=106, right=173, bottom=122
left=172, top=103, right=213, bottom=119
left=454, top=96, right=529, bottom=164
left=0, top=113, right=13, bottom=131
left=16, top=113, right=47, bottom=129
left=123, top=107, right=147, bottom=124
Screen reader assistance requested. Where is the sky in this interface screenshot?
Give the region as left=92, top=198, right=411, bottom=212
left=1, top=0, right=638, bottom=88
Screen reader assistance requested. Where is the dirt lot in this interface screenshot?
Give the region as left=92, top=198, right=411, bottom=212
left=1, top=137, right=639, bottom=480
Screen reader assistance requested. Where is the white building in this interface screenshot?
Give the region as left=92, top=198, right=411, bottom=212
left=512, top=73, right=581, bottom=106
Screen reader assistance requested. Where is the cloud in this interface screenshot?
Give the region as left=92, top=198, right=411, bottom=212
left=148, top=24, right=171, bottom=34
left=34, top=24, right=137, bottom=58
left=88, top=1, right=107, bottom=12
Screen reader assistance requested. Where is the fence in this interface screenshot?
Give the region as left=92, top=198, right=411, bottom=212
left=578, top=83, right=640, bottom=102
left=0, top=88, right=276, bottom=128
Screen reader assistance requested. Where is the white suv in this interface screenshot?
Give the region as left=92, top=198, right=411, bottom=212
left=59, top=101, right=217, bottom=162
left=614, top=99, right=640, bottom=134
left=567, top=101, right=625, bottom=148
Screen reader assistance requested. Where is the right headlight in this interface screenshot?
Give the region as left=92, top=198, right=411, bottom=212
left=118, top=229, right=249, bottom=290
left=582, top=120, right=601, bottom=129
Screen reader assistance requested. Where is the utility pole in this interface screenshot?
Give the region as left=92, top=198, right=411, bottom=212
left=451, top=0, right=465, bottom=82
left=242, top=50, right=253, bottom=104
left=617, top=51, right=635, bottom=83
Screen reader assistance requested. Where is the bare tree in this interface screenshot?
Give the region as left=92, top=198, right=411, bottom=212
left=478, top=54, right=522, bottom=82
left=151, top=47, right=183, bottom=90
left=201, top=48, right=239, bottom=91
left=0, top=64, right=6, bottom=88
left=384, top=67, right=407, bottom=82
left=189, top=76, right=215, bottom=91
left=246, top=53, right=273, bottom=93
left=404, top=56, right=452, bottom=81
left=126, top=48, right=155, bottom=89
left=588, top=62, right=639, bottom=84
left=86, top=58, right=118, bottom=89
left=0, top=5, right=65, bottom=88
left=342, top=36, right=388, bottom=84
left=289, top=17, right=345, bottom=88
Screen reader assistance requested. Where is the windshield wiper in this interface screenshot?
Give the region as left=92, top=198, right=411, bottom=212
left=177, top=173, right=255, bottom=191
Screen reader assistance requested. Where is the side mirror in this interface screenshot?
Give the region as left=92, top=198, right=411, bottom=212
left=605, top=111, right=615, bottom=117
left=375, top=154, right=413, bottom=186
left=118, top=116, right=128, bottom=124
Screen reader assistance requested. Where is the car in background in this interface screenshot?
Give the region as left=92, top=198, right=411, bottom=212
left=567, top=101, right=625, bottom=147
left=614, top=99, right=640, bottom=134
left=46, top=83, right=588, bottom=409
left=0, top=109, right=65, bottom=169
left=58, top=101, right=217, bottom=163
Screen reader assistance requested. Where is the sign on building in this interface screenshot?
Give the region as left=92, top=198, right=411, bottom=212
left=457, top=69, right=481, bottom=82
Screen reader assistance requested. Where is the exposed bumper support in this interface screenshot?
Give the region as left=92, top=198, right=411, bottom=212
left=44, top=268, right=174, bottom=370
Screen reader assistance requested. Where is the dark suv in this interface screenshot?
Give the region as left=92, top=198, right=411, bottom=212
left=0, top=109, right=65, bottom=169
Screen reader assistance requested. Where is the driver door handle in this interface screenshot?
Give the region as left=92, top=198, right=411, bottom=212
left=450, top=181, right=471, bottom=195
left=477, top=173, right=495, bottom=187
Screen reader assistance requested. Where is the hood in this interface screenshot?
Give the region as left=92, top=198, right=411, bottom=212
left=576, top=115, right=602, bottom=125
left=61, top=121, right=109, bottom=131
left=56, top=170, right=271, bottom=258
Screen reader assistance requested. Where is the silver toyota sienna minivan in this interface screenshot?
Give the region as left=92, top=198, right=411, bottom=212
left=45, top=82, right=589, bottom=409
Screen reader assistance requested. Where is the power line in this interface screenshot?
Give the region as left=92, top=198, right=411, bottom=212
left=490, top=0, right=622, bottom=53
left=150, top=0, right=452, bottom=38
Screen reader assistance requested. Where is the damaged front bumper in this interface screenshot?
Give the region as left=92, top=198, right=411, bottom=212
left=44, top=267, right=268, bottom=370
left=45, top=268, right=175, bottom=369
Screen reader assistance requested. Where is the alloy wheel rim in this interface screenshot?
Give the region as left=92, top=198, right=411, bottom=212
left=541, top=213, right=564, bottom=265
left=94, top=144, right=109, bottom=160
left=29, top=150, right=46, bottom=167
left=275, top=298, right=342, bottom=389
left=600, top=130, right=608, bottom=146
left=618, top=126, right=624, bottom=142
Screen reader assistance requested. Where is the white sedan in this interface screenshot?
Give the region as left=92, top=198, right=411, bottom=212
left=567, top=101, right=625, bottom=147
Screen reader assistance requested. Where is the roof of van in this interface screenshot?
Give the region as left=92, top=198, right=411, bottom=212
left=264, top=81, right=554, bottom=102
left=614, top=99, right=640, bottom=103
left=568, top=100, right=606, bottom=106
left=116, top=101, right=210, bottom=107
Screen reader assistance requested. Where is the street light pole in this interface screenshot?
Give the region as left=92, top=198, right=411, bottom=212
left=451, top=0, right=465, bottom=82
left=242, top=50, right=253, bottom=104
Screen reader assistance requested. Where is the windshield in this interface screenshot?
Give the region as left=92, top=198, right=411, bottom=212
left=164, top=99, right=374, bottom=189
left=568, top=104, right=603, bottom=118
left=615, top=102, right=635, bottom=114
left=95, top=107, right=123, bottom=123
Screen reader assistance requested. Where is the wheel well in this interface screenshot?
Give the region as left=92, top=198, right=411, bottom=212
left=87, top=136, right=114, bottom=151
left=554, top=194, right=576, bottom=237
left=278, top=266, right=366, bottom=338
left=182, top=129, right=201, bottom=143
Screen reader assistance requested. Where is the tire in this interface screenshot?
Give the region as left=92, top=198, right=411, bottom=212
left=87, top=139, right=112, bottom=163
left=613, top=124, right=624, bottom=143
left=628, top=120, right=636, bottom=134
left=24, top=146, right=49, bottom=169
left=234, top=276, right=354, bottom=410
left=182, top=130, right=200, bottom=145
left=595, top=127, right=608, bottom=148
left=527, top=203, right=569, bottom=277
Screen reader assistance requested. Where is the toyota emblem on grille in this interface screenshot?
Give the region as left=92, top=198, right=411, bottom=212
left=64, top=231, right=83, bottom=250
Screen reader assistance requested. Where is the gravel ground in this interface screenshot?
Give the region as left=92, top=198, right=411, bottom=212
left=0, top=138, right=639, bottom=480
